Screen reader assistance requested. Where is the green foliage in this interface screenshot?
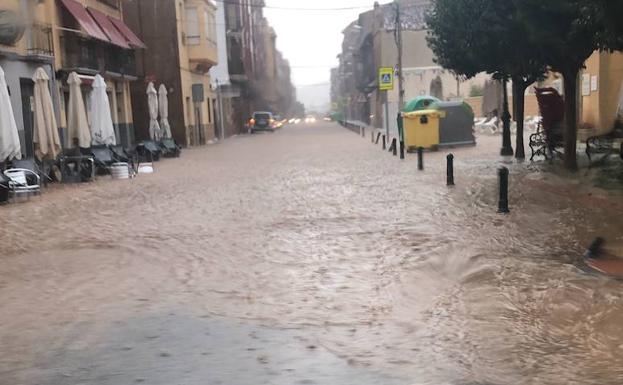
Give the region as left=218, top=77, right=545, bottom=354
left=469, top=84, right=484, bottom=97
left=426, top=0, right=547, bottom=81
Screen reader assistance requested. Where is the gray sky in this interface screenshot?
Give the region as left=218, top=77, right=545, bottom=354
left=264, top=0, right=375, bottom=87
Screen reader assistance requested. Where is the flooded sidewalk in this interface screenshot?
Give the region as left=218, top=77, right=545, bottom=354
left=2, top=123, right=623, bottom=385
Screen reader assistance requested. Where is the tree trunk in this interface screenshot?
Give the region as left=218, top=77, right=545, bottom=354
left=500, top=78, right=514, bottom=156
left=512, top=76, right=527, bottom=159
left=562, top=70, right=579, bottom=171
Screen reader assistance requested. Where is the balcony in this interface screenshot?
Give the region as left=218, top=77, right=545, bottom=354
left=185, top=35, right=217, bottom=72
left=60, top=35, right=136, bottom=77
left=107, top=47, right=137, bottom=77
left=61, top=35, right=99, bottom=72
left=26, top=23, right=54, bottom=57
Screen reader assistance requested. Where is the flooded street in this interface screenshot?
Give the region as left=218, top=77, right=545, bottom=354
left=2, top=122, right=623, bottom=385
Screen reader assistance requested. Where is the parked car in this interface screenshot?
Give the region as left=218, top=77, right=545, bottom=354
left=249, top=112, right=275, bottom=133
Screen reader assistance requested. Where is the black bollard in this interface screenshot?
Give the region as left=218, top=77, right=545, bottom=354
left=400, top=141, right=405, bottom=159
left=376, top=132, right=381, bottom=144
left=361, top=127, right=365, bottom=137
left=498, top=166, right=510, bottom=213
left=392, top=139, right=397, bottom=156
left=417, top=147, right=424, bottom=170
left=382, top=135, right=386, bottom=150
left=447, top=154, right=455, bottom=186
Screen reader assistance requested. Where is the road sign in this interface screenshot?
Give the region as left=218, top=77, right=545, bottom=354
left=379, top=67, right=394, bottom=91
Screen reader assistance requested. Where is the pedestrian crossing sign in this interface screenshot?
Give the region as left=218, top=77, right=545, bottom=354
left=379, top=67, right=394, bottom=91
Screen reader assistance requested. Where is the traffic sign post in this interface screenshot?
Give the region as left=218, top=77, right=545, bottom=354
left=378, top=67, right=394, bottom=91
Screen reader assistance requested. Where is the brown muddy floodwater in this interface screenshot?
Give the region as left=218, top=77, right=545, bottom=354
left=2, top=122, right=623, bottom=385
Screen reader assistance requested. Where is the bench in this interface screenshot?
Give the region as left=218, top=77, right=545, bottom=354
left=529, top=87, right=565, bottom=161
left=586, top=128, right=623, bottom=166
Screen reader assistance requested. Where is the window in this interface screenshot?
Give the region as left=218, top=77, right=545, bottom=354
left=204, top=10, right=211, bottom=42
left=185, top=7, right=200, bottom=45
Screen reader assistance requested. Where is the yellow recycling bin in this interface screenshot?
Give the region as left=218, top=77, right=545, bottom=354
left=402, top=109, right=446, bottom=152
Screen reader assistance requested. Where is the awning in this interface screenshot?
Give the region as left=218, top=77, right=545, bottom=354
left=59, top=0, right=109, bottom=42
left=87, top=7, right=130, bottom=49
left=109, top=16, right=147, bottom=49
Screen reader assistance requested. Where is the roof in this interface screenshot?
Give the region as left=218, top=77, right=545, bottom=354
left=87, top=7, right=130, bottom=48
left=381, top=0, right=431, bottom=31
left=59, top=0, right=109, bottom=42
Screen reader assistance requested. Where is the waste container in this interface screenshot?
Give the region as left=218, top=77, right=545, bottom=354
left=432, top=101, right=476, bottom=147
left=402, top=109, right=445, bottom=151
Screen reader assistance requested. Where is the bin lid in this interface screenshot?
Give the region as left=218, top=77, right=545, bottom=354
left=402, top=109, right=446, bottom=118
left=403, top=96, right=441, bottom=112
left=430, top=100, right=475, bottom=117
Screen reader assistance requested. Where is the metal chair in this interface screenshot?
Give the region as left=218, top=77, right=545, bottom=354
left=3, top=168, right=41, bottom=199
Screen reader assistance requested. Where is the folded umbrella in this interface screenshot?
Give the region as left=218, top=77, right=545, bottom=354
left=0, top=65, right=22, bottom=161
left=158, top=84, right=172, bottom=139
left=32, top=67, right=61, bottom=161
left=67, top=72, right=91, bottom=148
left=147, top=82, right=161, bottom=141
left=90, top=74, right=116, bottom=146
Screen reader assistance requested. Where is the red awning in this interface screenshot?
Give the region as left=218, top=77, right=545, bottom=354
left=59, top=0, right=109, bottom=43
left=87, top=7, right=130, bottom=49
left=108, top=16, right=147, bottom=49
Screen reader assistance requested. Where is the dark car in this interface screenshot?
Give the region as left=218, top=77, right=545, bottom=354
left=250, top=112, right=274, bottom=133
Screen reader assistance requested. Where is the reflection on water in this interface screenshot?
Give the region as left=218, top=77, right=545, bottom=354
left=1, top=125, right=623, bottom=385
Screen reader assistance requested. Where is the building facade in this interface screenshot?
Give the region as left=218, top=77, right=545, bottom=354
left=124, top=0, right=218, bottom=147
left=0, top=0, right=143, bottom=156
left=1, top=1, right=60, bottom=159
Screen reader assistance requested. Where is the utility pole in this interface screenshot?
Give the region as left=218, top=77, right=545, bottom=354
left=394, top=0, right=405, bottom=111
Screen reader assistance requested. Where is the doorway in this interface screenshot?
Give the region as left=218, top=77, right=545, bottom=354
left=19, top=78, right=35, bottom=158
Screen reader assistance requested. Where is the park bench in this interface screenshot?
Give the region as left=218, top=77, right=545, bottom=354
left=585, top=125, right=623, bottom=166
left=529, top=87, right=565, bottom=161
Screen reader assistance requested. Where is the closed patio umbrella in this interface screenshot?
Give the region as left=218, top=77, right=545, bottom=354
left=90, top=74, right=116, bottom=146
left=32, top=67, right=61, bottom=161
left=158, top=84, right=172, bottom=139
left=0, top=65, right=22, bottom=161
left=147, top=82, right=161, bottom=140
left=66, top=72, right=91, bottom=148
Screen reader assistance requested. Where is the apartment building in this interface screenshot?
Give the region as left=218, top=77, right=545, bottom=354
left=124, top=0, right=218, bottom=147
left=0, top=0, right=144, bottom=154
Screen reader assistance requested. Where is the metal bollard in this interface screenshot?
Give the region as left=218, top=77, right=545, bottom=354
left=400, top=141, right=405, bottom=159
left=361, top=127, right=365, bottom=137
left=382, top=135, right=386, bottom=150
left=498, top=166, right=510, bottom=213
left=392, top=139, right=397, bottom=156
left=447, top=154, right=454, bottom=186
left=417, top=147, right=424, bottom=170
left=376, top=132, right=381, bottom=144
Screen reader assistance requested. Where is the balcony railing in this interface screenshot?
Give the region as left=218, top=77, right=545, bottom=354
left=60, top=35, right=136, bottom=77
left=107, top=47, right=136, bottom=76
left=61, top=35, right=99, bottom=71
left=26, top=23, right=54, bottom=57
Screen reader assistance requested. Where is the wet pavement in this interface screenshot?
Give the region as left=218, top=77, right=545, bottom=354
left=2, top=122, right=623, bottom=385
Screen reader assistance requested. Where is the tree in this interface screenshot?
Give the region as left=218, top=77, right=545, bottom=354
left=516, top=0, right=623, bottom=170
left=427, top=0, right=547, bottom=159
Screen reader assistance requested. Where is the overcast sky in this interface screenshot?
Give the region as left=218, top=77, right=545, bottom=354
left=264, top=0, right=376, bottom=87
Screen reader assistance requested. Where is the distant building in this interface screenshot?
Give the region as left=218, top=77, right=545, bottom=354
left=223, top=0, right=297, bottom=132
left=123, top=0, right=218, bottom=147
left=333, top=0, right=487, bottom=131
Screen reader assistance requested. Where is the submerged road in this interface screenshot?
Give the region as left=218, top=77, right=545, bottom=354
left=2, top=122, right=623, bottom=385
